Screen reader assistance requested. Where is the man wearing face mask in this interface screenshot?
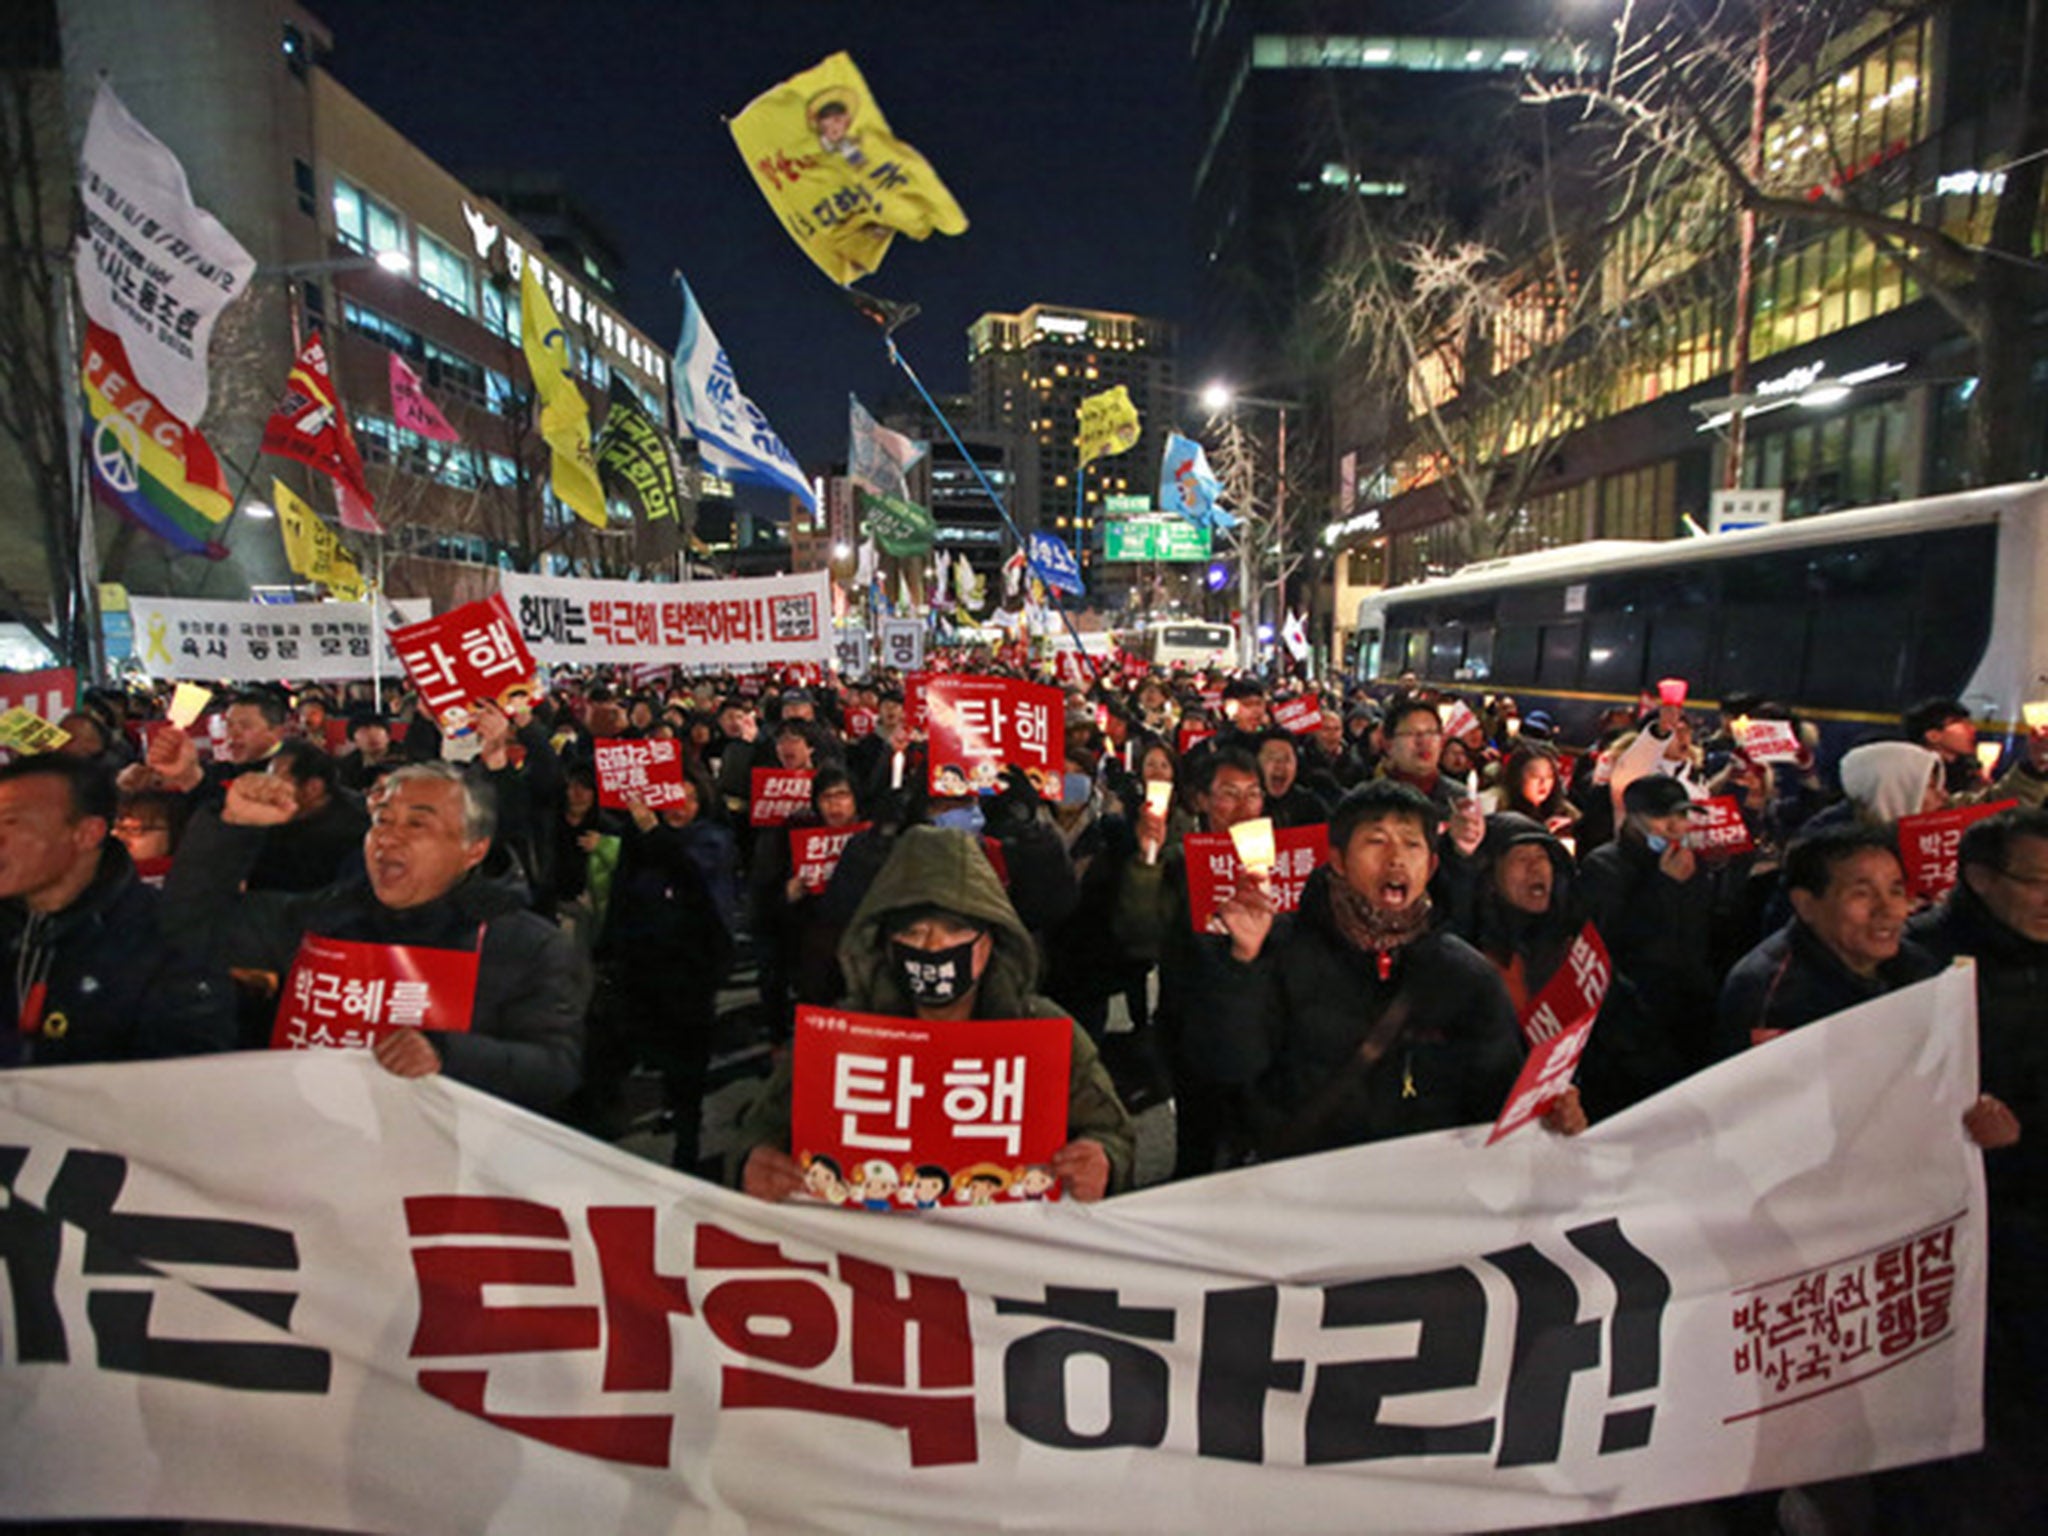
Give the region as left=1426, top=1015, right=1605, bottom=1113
left=736, top=825, right=1134, bottom=1202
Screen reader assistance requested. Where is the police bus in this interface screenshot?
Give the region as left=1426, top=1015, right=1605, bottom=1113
left=1351, top=482, right=2048, bottom=758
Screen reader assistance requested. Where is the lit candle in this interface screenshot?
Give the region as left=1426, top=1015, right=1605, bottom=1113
left=1230, top=816, right=1277, bottom=878
left=890, top=749, right=905, bottom=790
left=2024, top=701, right=2048, bottom=732
left=1977, top=741, right=2004, bottom=775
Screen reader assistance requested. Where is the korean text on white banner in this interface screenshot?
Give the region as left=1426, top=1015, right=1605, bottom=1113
left=498, top=569, right=832, bottom=669
left=127, top=597, right=399, bottom=682
left=0, top=970, right=1985, bottom=1534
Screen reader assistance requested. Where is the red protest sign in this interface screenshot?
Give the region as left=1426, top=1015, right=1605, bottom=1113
left=271, top=933, right=479, bottom=1052
left=1182, top=824, right=1331, bottom=933
left=1899, top=799, right=2018, bottom=902
left=845, top=706, right=878, bottom=739
left=1684, top=796, right=1756, bottom=856
left=592, top=737, right=687, bottom=809
left=1733, top=717, right=1804, bottom=764
left=390, top=593, right=536, bottom=728
left=751, top=767, right=815, bottom=827
left=925, top=675, right=1060, bottom=799
left=1273, top=696, right=1322, bottom=735
left=791, top=822, right=869, bottom=894
left=791, top=1005, right=1073, bottom=1208
left=1177, top=724, right=1215, bottom=756
left=0, top=667, right=76, bottom=724
left=1489, top=924, right=1611, bottom=1145
left=1440, top=698, right=1480, bottom=741
left=906, top=671, right=930, bottom=732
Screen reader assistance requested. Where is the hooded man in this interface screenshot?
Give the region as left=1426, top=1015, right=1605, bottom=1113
left=737, top=826, right=1134, bottom=1202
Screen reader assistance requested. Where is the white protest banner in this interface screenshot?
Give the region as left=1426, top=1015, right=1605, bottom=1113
left=74, top=81, right=257, bottom=425
left=500, top=569, right=831, bottom=668
left=881, top=616, right=926, bottom=671
left=128, top=597, right=400, bottom=682
left=0, top=970, right=1985, bottom=1534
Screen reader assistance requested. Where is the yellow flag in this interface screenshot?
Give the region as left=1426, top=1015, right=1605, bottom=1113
left=273, top=478, right=366, bottom=600
left=730, top=52, right=968, bottom=286
left=519, top=260, right=609, bottom=528
left=1076, top=385, right=1142, bottom=466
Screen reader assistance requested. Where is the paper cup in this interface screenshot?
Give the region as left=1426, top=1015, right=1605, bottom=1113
left=1229, top=817, right=1277, bottom=877
left=1144, top=780, right=1173, bottom=819
left=1657, top=678, right=1688, bottom=707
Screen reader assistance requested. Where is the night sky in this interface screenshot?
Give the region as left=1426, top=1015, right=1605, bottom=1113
left=316, top=0, right=1199, bottom=476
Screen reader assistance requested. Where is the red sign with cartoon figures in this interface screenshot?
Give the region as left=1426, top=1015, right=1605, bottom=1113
left=791, top=823, right=869, bottom=895
left=750, top=768, right=815, bottom=828
left=1684, top=796, right=1757, bottom=856
left=1181, top=824, right=1332, bottom=934
left=924, top=675, right=1060, bottom=800
left=592, top=738, right=688, bottom=810
left=791, top=1006, right=1072, bottom=1209
left=1898, top=799, right=2017, bottom=903
left=390, top=594, right=536, bottom=728
left=1489, top=924, right=1611, bottom=1145
left=271, top=933, right=479, bottom=1051
left=1272, top=696, right=1322, bottom=736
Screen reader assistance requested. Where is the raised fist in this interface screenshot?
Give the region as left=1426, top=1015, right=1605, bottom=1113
left=222, top=770, right=299, bottom=827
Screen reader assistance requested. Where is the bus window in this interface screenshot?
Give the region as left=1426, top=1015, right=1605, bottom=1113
left=1463, top=626, right=1495, bottom=680
left=1805, top=545, right=1916, bottom=710
left=1430, top=628, right=1465, bottom=678
left=1538, top=622, right=1583, bottom=689
left=1910, top=525, right=1998, bottom=699
left=1719, top=603, right=1809, bottom=699
left=1492, top=623, right=1539, bottom=686
left=1583, top=612, right=1645, bottom=696
left=1644, top=610, right=1712, bottom=688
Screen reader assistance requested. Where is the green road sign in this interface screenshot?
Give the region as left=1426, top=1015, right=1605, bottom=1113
left=1104, top=518, right=1212, bottom=562
left=1103, top=493, right=1152, bottom=515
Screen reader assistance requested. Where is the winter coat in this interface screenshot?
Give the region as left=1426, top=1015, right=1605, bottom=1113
left=1713, top=918, right=1942, bottom=1058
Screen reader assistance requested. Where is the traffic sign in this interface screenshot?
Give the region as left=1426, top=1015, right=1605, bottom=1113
left=1104, top=518, right=1212, bottom=562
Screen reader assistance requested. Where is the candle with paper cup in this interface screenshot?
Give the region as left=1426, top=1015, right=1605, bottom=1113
left=1657, top=678, right=1688, bottom=707
left=1229, top=816, right=1277, bottom=880
left=2024, top=701, right=2048, bottom=732
left=167, top=683, right=212, bottom=732
left=1143, top=780, right=1173, bottom=866
left=1977, top=741, right=2005, bottom=776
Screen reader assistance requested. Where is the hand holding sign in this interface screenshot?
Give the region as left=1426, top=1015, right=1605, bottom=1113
left=146, top=723, right=204, bottom=792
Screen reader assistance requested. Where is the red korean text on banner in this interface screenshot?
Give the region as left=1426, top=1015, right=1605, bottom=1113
left=1734, top=717, right=1805, bottom=765
left=1489, top=923, right=1611, bottom=1145
left=1685, top=796, right=1757, bottom=856
left=1177, top=724, right=1215, bottom=756
left=791, top=1005, right=1073, bottom=1209
left=0, top=667, right=76, bottom=725
left=592, top=737, right=687, bottom=810
left=1182, top=824, right=1332, bottom=934
left=791, top=822, right=870, bottom=895
left=924, top=675, right=1060, bottom=801
left=390, top=593, right=537, bottom=730
left=271, top=932, right=480, bottom=1052
left=1899, top=799, right=2018, bottom=903
left=1272, top=696, right=1322, bottom=736
left=905, top=671, right=930, bottom=732
left=845, top=706, right=878, bottom=739
left=1200, top=689, right=1223, bottom=712
left=1441, top=699, right=1480, bottom=741
left=751, top=767, right=815, bottom=828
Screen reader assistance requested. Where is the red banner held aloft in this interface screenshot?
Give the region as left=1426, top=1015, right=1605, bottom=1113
left=1182, top=823, right=1332, bottom=933
left=792, top=822, right=869, bottom=894
left=1685, top=796, right=1757, bottom=856
left=1899, top=799, right=2017, bottom=903
left=925, top=675, right=1060, bottom=799
left=1177, top=724, right=1214, bottom=756
left=1733, top=717, right=1805, bottom=765
left=791, top=1005, right=1072, bottom=1209
left=1489, top=923, right=1611, bottom=1145
left=751, top=767, right=815, bottom=827
left=1272, top=696, right=1322, bottom=736
left=389, top=594, right=537, bottom=730
left=0, top=667, right=76, bottom=726
left=271, top=932, right=479, bottom=1051
left=844, top=706, right=877, bottom=739
left=261, top=332, right=381, bottom=533
left=592, top=737, right=687, bottom=809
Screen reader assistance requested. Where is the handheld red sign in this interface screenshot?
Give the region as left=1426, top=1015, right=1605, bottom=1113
left=924, top=675, right=1060, bottom=800
left=1733, top=717, right=1804, bottom=765
left=1182, top=824, right=1332, bottom=933
left=1177, top=724, right=1215, bottom=756
left=1899, top=799, right=2018, bottom=903
left=791, top=822, right=869, bottom=894
left=592, top=737, right=687, bottom=810
left=1440, top=699, right=1480, bottom=741
left=751, top=767, right=815, bottom=827
left=791, top=1005, right=1073, bottom=1209
left=1684, top=796, right=1757, bottom=856
left=845, top=706, right=878, bottom=739
left=0, top=667, right=76, bottom=725
left=390, top=594, right=537, bottom=730
left=1273, top=696, right=1322, bottom=736
left=271, top=933, right=480, bottom=1052
left=1488, top=924, right=1610, bottom=1145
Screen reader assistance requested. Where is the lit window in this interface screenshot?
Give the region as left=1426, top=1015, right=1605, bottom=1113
left=331, top=175, right=403, bottom=261
left=416, top=230, right=473, bottom=317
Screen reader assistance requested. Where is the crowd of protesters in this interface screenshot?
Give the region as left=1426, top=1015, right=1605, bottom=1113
left=3, top=647, right=2046, bottom=1524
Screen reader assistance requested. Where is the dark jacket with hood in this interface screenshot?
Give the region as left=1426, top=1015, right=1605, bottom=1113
left=165, top=809, right=587, bottom=1110
left=737, top=825, right=1135, bottom=1190
left=1193, top=863, right=1524, bottom=1159
left=1714, top=917, right=1942, bottom=1059
left=0, top=840, right=235, bottom=1068
left=1578, top=826, right=1724, bottom=1063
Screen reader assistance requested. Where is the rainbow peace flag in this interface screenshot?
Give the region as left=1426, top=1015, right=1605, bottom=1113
left=81, top=323, right=231, bottom=559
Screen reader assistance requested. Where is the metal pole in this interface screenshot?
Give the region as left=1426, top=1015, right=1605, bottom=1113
left=1725, top=1, right=1771, bottom=489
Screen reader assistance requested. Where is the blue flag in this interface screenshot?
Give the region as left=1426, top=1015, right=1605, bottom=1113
left=1027, top=530, right=1085, bottom=596
left=671, top=275, right=815, bottom=513
left=1159, top=431, right=1237, bottom=529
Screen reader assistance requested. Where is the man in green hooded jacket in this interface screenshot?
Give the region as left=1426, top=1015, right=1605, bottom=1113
left=737, top=825, right=1135, bottom=1202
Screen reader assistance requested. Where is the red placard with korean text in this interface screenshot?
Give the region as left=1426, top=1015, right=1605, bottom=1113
left=791, top=822, right=870, bottom=894
left=1272, top=696, right=1322, bottom=735
left=1684, top=796, right=1757, bottom=856
left=1177, top=724, right=1215, bottom=756
left=592, top=738, right=687, bottom=810
left=906, top=671, right=930, bottom=732
left=1440, top=699, right=1480, bottom=741
left=844, top=706, right=877, bottom=739
left=1182, top=824, right=1332, bottom=933
left=924, top=675, right=1060, bottom=800
left=791, top=1005, right=1072, bottom=1209
left=390, top=594, right=537, bottom=728
left=1734, top=717, right=1805, bottom=765
left=0, top=667, right=76, bottom=725
left=1899, top=799, right=2017, bottom=903
left=751, top=767, right=815, bottom=827
left=1489, top=923, right=1611, bottom=1145
left=270, top=933, right=480, bottom=1052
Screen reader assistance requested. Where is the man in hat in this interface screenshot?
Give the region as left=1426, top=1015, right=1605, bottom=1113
left=337, top=708, right=400, bottom=794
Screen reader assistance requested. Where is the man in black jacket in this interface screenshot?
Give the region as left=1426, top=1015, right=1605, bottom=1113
left=166, top=761, right=585, bottom=1111
left=0, top=754, right=233, bottom=1067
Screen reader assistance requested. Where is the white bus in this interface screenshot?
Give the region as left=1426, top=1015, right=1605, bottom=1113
left=1351, top=482, right=2048, bottom=757
left=1143, top=621, right=1237, bottom=671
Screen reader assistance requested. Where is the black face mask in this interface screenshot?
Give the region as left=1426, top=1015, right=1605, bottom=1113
left=892, top=937, right=980, bottom=1006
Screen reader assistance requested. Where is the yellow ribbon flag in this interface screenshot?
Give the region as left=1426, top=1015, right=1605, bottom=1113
left=730, top=52, right=968, bottom=286
left=519, top=260, right=609, bottom=528
left=1076, top=385, right=1142, bottom=466
left=273, top=479, right=366, bottom=600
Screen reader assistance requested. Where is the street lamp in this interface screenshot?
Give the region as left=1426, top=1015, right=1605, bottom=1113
left=1197, top=381, right=1303, bottom=672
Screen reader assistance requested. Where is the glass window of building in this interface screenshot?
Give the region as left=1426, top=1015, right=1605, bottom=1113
left=416, top=231, right=473, bottom=316
left=331, top=175, right=403, bottom=261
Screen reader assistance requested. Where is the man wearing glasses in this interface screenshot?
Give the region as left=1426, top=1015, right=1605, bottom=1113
left=1374, top=696, right=1487, bottom=914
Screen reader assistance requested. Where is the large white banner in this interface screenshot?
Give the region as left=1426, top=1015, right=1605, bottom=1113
left=128, top=597, right=424, bottom=682
left=0, top=972, right=1985, bottom=1533
left=74, top=80, right=258, bottom=425
left=499, top=568, right=832, bottom=669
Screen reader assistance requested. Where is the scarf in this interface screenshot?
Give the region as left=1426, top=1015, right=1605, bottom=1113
left=1327, top=876, right=1433, bottom=977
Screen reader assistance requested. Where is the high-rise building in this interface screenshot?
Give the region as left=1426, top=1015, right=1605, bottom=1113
left=878, top=393, right=1018, bottom=586
left=966, top=303, right=1177, bottom=577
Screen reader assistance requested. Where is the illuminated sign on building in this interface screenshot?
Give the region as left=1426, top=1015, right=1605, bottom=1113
left=460, top=201, right=667, bottom=385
